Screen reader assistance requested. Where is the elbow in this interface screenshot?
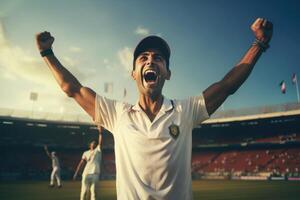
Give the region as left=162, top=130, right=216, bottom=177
left=61, top=83, right=79, bottom=97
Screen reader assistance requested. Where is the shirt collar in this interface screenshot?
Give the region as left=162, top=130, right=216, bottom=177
left=131, top=96, right=173, bottom=113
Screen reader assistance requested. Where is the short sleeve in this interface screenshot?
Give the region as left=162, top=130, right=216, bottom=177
left=82, top=152, right=87, bottom=161
left=189, top=94, right=209, bottom=127
left=94, top=94, right=118, bottom=133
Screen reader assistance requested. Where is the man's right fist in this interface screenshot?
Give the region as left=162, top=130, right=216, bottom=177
left=251, top=18, right=273, bottom=44
left=35, top=31, right=54, bottom=51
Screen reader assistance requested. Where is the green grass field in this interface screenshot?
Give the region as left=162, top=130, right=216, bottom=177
left=0, top=180, right=299, bottom=200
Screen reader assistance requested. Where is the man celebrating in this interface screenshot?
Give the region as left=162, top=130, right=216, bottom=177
left=44, top=145, right=62, bottom=188
left=73, top=127, right=103, bottom=200
left=36, top=18, right=273, bottom=199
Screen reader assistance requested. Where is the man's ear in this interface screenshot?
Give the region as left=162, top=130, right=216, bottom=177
left=131, top=70, right=136, bottom=80
left=166, top=69, right=171, bottom=80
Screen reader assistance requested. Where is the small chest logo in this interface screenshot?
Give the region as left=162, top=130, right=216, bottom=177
left=168, top=124, right=180, bottom=139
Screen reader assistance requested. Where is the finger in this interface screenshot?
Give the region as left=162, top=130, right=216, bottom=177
left=39, top=32, right=51, bottom=41
left=252, top=18, right=259, bottom=28
left=253, top=18, right=261, bottom=25
left=43, top=31, right=51, bottom=38
left=262, top=19, right=267, bottom=27
left=35, top=32, right=44, bottom=40
left=257, top=18, right=264, bottom=27
left=50, top=36, right=55, bottom=43
left=257, top=18, right=263, bottom=23
left=35, top=32, right=45, bottom=40
left=252, top=18, right=263, bottom=29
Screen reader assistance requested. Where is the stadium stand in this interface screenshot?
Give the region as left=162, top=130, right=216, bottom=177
left=1, top=103, right=300, bottom=181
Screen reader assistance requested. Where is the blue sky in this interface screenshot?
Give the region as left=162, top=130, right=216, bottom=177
left=0, top=0, right=299, bottom=116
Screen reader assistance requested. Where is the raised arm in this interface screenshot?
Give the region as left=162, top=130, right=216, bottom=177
left=35, top=32, right=96, bottom=119
left=44, top=145, right=51, bottom=159
left=203, top=18, right=273, bottom=116
left=73, top=159, right=86, bottom=180
left=98, top=126, right=103, bottom=147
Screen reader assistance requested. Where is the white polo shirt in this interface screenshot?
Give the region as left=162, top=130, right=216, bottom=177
left=51, top=154, right=60, bottom=169
left=82, top=145, right=102, bottom=176
left=94, top=94, right=209, bottom=200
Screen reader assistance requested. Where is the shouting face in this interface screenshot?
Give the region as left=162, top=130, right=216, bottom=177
left=132, top=49, right=171, bottom=97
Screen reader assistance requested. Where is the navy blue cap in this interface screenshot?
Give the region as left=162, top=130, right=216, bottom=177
left=133, top=35, right=170, bottom=68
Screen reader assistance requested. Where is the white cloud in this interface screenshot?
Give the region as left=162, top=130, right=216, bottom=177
left=62, top=56, right=78, bottom=67
left=135, top=26, right=150, bottom=36
left=103, top=58, right=114, bottom=71
left=0, top=21, right=87, bottom=88
left=103, top=59, right=109, bottom=64
left=0, top=44, right=54, bottom=85
left=69, top=46, right=82, bottom=53
left=2, top=71, right=17, bottom=80
left=117, top=47, right=133, bottom=72
left=0, top=21, right=95, bottom=115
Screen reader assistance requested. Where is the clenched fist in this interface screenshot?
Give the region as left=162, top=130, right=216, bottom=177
left=251, top=18, right=273, bottom=44
left=35, top=31, right=55, bottom=51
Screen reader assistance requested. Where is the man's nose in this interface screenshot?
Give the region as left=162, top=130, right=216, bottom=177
left=146, top=56, right=154, bottom=66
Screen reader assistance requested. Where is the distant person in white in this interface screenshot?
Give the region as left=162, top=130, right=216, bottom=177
left=44, top=145, right=62, bottom=188
left=73, top=126, right=103, bottom=200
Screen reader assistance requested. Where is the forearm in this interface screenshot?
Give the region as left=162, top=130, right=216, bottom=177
left=44, top=148, right=51, bottom=158
left=43, top=53, right=82, bottom=97
left=222, top=44, right=263, bottom=95
left=203, top=18, right=272, bottom=116
left=74, top=165, right=81, bottom=176
left=98, top=127, right=103, bottom=146
left=46, top=152, right=51, bottom=157
left=74, top=161, right=84, bottom=175
left=204, top=45, right=264, bottom=115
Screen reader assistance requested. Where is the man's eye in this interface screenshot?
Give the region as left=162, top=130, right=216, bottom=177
left=154, top=56, right=162, bottom=61
left=139, top=56, right=147, bottom=61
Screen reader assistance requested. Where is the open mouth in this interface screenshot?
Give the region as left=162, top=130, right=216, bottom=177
left=143, top=70, right=158, bottom=83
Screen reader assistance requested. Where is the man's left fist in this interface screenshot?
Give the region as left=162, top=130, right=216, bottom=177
left=251, top=18, right=273, bottom=44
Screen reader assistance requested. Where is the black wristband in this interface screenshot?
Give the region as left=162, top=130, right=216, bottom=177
left=252, top=39, right=270, bottom=52
left=40, top=48, right=54, bottom=57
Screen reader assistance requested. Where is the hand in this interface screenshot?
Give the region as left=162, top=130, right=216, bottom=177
left=35, top=31, right=55, bottom=51
left=251, top=18, right=273, bottom=44
left=73, top=173, right=77, bottom=180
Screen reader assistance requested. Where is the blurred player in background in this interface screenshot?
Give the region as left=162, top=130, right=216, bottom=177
left=73, top=127, right=103, bottom=200
left=44, top=145, right=62, bottom=188
left=36, top=18, right=273, bottom=199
